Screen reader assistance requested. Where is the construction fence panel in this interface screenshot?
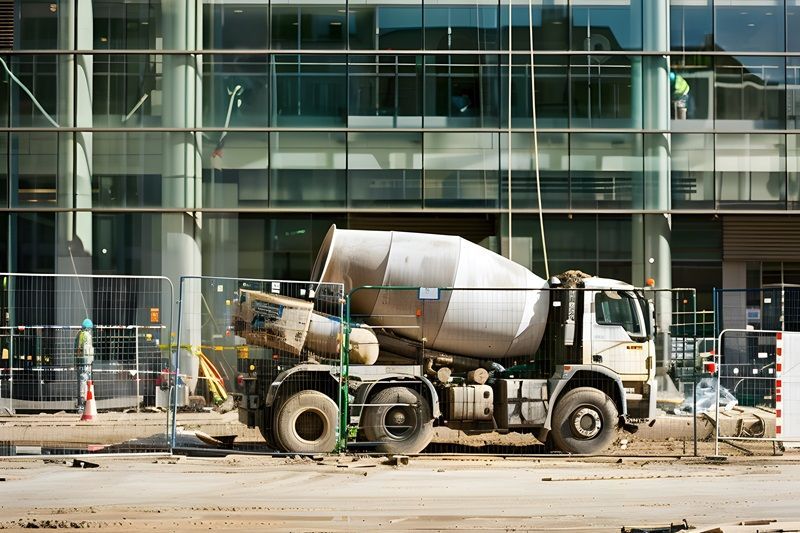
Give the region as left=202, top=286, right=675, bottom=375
left=343, top=286, right=703, bottom=457
left=172, top=276, right=344, bottom=454
left=712, top=288, right=800, bottom=455
left=0, top=273, right=174, bottom=456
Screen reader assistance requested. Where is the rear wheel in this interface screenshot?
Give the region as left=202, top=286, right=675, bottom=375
left=274, top=390, right=338, bottom=453
left=551, top=387, right=618, bottom=455
left=362, top=386, right=433, bottom=454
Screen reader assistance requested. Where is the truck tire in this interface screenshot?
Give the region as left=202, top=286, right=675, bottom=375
left=362, top=386, right=433, bottom=454
left=274, top=390, right=338, bottom=453
left=551, top=387, right=618, bottom=455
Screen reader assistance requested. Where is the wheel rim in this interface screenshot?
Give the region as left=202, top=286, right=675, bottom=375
left=570, top=406, right=602, bottom=440
left=295, top=409, right=326, bottom=443
left=384, top=405, right=416, bottom=440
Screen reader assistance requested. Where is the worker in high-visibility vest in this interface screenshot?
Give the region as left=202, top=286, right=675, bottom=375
left=670, top=71, right=690, bottom=120
left=75, top=318, right=95, bottom=413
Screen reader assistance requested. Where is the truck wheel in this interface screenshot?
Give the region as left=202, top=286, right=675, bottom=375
left=362, top=387, right=433, bottom=454
left=551, top=387, right=618, bottom=455
left=274, top=390, right=338, bottom=453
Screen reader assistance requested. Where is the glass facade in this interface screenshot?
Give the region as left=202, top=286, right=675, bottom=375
left=2, top=1, right=799, bottom=300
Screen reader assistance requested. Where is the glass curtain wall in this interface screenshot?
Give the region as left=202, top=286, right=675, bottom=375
left=0, top=1, right=796, bottom=282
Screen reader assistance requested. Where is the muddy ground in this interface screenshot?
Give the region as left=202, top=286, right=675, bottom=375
left=1, top=452, right=800, bottom=532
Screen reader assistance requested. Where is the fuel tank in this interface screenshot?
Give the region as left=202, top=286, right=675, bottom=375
left=311, top=225, right=549, bottom=360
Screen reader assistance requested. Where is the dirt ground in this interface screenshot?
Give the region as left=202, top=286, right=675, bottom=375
left=2, top=452, right=800, bottom=532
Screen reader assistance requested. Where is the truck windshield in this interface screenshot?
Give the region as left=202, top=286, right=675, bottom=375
left=637, top=296, right=653, bottom=339
left=595, top=291, right=644, bottom=338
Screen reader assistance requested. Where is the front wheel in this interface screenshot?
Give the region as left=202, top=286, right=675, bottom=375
left=274, top=390, right=338, bottom=453
left=551, top=387, right=618, bottom=455
left=362, top=386, right=433, bottom=454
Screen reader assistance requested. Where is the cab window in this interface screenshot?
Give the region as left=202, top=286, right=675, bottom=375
left=595, top=291, right=643, bottom=336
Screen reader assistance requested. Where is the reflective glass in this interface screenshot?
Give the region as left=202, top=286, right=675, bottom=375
left=203, top=214, right=345, bottom=279
left=424, top=55, right=499, bottom=128
left=669, top=56, right=714, bottom=127
left=671, top=134, right=714, bottom=209
left=504, top=56, right=568, bottom=128
left=0, top=134, right=7, bottom=207
left=570, top=133, right=641, bottom=209
left=500, top=133, right=569, bottom=209
left=789, top=134, right=800, bottom=209
left=500, top=0, right=569, bottom=51
left=377, top=5, right=423, bottom=50
left=270, top=132, right=345, bottom=207
left=12, top=132, right=70, bottom=208
left=92, top=132, right=166, bottom=208
left=425, top=3, right=499, bottom=51
left=715, top=134, right=785, bottom=208
left=18, top=1, right=61, bottom=49
left=6, top=55, right=59, bottom=128
left=424, top=132, right=499, bottom=208
left=271, top=4, right=346, bottom=50
left=203, top=55, right=269, bottom=128
left=202, top=133, right=269, bottom=208
left=349, top=55, right=422, bottom=128
left=570, top=55, right=638, bottom=128
left=571, top=0, right=643, bottom=51
left=273, top=55, right=347, bottom=127
left=788, top=59, right=800, bottom=128
left=715, top=56, right=785, bottom=129
left=93, top=54, right=161, bottom=127
left=94, top=0, right=161, bottom=50
left=203, top=2, right=268, bottom=49
left=670, top=0, right=712, bottom=51
left=715, top=1, right=784, bottom=53
left=347, top=132, right=422, bottom=208
left=788, top=1, right=800, bottom=51
left=15, top=213, right=56, bottom=272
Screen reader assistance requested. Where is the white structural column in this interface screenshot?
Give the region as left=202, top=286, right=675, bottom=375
left=632, top=0, right=674, bottom=386
left=56, top=0, right=93, bottom=266
left=162, top=0, right=202, bottom=395
left=55, top=1, right=93, bottom=339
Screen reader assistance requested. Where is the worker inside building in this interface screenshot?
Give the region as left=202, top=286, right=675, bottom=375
left=670, top=71, right=690, bottom=120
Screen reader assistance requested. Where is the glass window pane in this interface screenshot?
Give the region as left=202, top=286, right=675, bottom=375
left=93, top=54, right=161, bottom=127
left=425, top=3, right=499, bottom=51
left=349, top=55, right=422, bottom=128
left=715, top=56, right=785, bottom=129
left=9, top=55, right=59, bottom=128
left=570, top=133, right=642, bottom=209
left=271, top=4, right=346, bottom=50
left=715, top=134, right=785, bottom=208
left=270, top=132, right=345, bottom=207
left=501, top=132, right=568, bottom=209
left=376, top=6, right=422, bottom=50
left=202, top=132, right=269, bottom=208
left=789, top=1, right=800, bottom=52
left=500, top=1, right=569, bottom=51
left=18, top=1, right=60, bottom=50
left=671, top=133, right=715, bottom=209
left=670, top=56, right=714, bottom=127
left=715, top=1, right=784, bottom=53
left=203, top=54, right=269, bottom=128
left=788, top=59, right=800, bottom=128
left=348, top=132, right=421, bottom=208
left=424, top=55, right=499, bottom=128
left=504, top=57, right=568, bottom=128
left=93, top=132, right=165, bottom=208
left=790, top=134, right=800, bottom=209
left=570, top=55, right=638, bottom=128
left=670, top=0, right=712, bottom=52
left=424, top=132, right=499, bottom=208
left=571, top=0, right=642, bottom=51
left=13, top=132, right=68, bottom=208
left=94, top=0, right=161, bottom=50
left=203, top=2, right=269, bottom=49
left=273, top=55, right=346, bottom=127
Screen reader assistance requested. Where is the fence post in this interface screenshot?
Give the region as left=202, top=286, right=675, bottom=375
left=170, top=277, right=185, bottom=452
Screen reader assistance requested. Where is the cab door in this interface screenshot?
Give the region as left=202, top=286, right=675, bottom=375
left=585, top=290, right=651, bottom=379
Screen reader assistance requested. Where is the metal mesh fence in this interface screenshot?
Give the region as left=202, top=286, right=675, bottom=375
left=0, top=274, right=174, bottom=456
left=173, top=276, right=344, bottom=454
left=340, top=286, right=702, bottom=457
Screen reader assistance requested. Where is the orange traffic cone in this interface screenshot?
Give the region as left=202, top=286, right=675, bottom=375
left=80, top=380, right=97, bottom=422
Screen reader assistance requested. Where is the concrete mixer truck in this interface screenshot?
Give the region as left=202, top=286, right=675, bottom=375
left=235, top=225, right=658, bottom=455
